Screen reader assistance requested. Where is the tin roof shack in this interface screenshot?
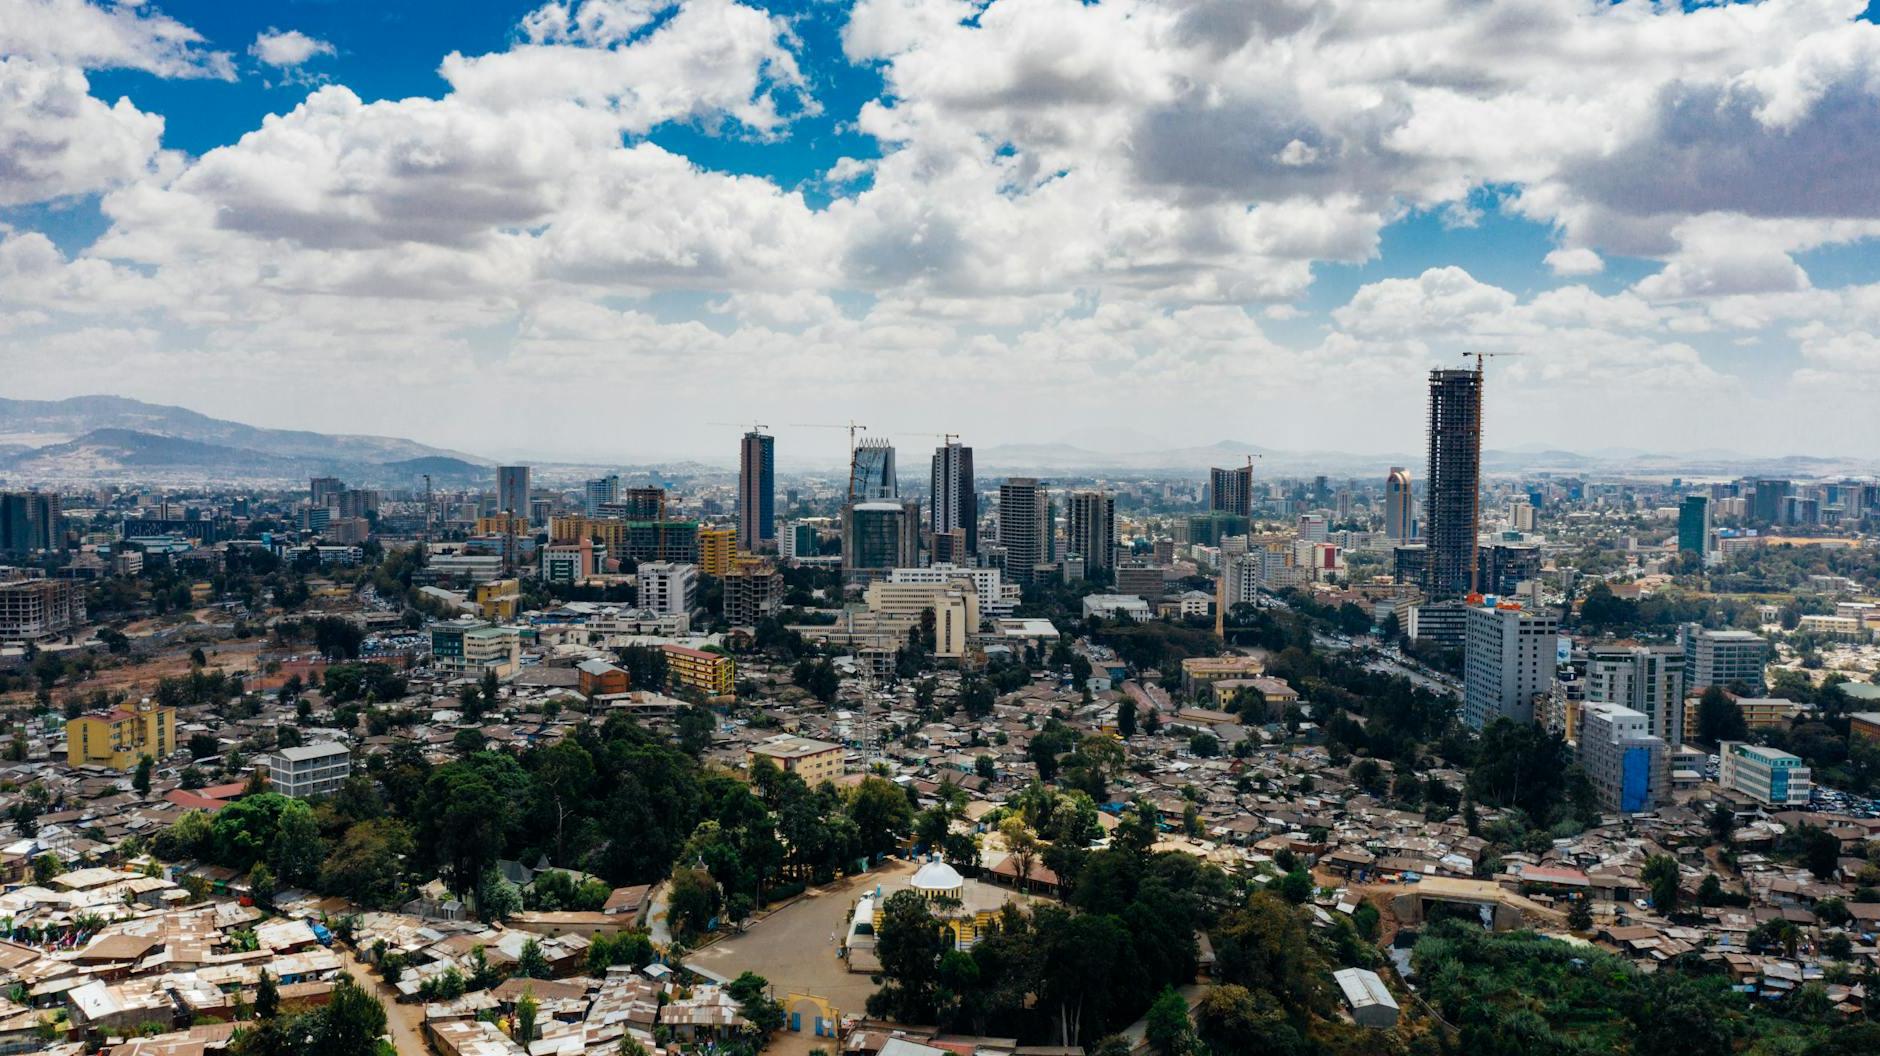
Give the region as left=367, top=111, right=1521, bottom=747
left=1333, top=967, right=1399, bottom=1029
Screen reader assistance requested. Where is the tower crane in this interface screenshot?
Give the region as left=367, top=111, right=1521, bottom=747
left=787, top=420, right=871, bottom=498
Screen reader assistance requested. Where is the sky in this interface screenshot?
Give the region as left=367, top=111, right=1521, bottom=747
left=4, top=0, right=1880, bottom=465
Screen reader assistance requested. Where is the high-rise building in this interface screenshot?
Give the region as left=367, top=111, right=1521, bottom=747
left=1677, top=495, right=1711, bottom=555
left=842, top=501, right=921, bottom=585
left=1296, top=514, right=1328, bottom=544
left=584, top=475, right=620, bottom=516
left=738, top=431, right=775, bottom=552
left=1587, top=644, right=1685, bottom=751
left=930, top=442, right=978, bottom=557
left=0, top=492, right=62, bottom=553
left=310, top=477, right=346, bottom=507
left=850, top=438, right=897, bottom=502
left=1680, top=624, right=1769, bottom=692
left=724, top=560, right=785, bottom=626
left=1384, top=467, right=1413, bottom=541
left=1477, top=543, right=1542, bottom=596
left=497, top=466, right=532, bottom=519
left=1209, top=465, right=1254, bottom=519
left=997, top=478, right=1050, bottom=586
left=1750, top=480, right=1790, bottom=525
left=1066, top=491, right=1117, bottom=573
left=609, top=486, right=666, bottom=522
left=1462, top=599, right=1557, bottom=729
left=1578, top=702, right=1667, bottom=814
left=1424, top=368, right=1483, bottom=599
left=698, top=526, right=737, bottom=575
left=637, top=561, right=698, bottom=618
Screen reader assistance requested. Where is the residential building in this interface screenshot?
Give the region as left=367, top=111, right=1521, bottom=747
left=430, top=620, right=522, bottom=679
left=1424, top=368, right=1483, bottom=599
left=497, top=466, right=532, bottom=520
left=723, top=560, right=784, bottom=626
left=1209, top=464, right=1254, bottom=519
left=1066, top=491, right=1118, bottom=573
left=850, top=438, right=897, bottom=501
left=1718, top=741, right=1811, bottom=806
left=0, top=573, right=86, bottom=640
left=1297, top=514, right=1328, bottom=543
left=738, top=430, right=775, bottom=552
left=583, top=475, right=620, bottom=516
left=637, top=561, right=698, bottom=619
left=929, top=441, right=978, bottom=557
left=1678, top=495, right=1711, bottom=555
left=698, top=526, right=737, bottom=576
left=842, top=501, right=920, bottom=585
left=309, top=476, right=345, bottom=507
left=540, top=538, right=598, bottom=584
left=263, top=742, right=353, bottom=799
left=1462, top=599, right=1558, bottom=729
left=1384, top=467, right=1413, bottom=541
left=1680, top=624, right=1768, bottom=692
left=66, top=698, right=174, bottom=770
left=1587, top=644, right=1685, bottom=750
left=997, top=478, right=1050, bottom=586
left=1180, top=655, right=1264, bottom=694
left=662, top=644, right=735, bottom=696
left=1682, top=694, right=1809, bottom=735
left=474, top=578, right=520, bottom=621
left=748, top=734, right=843, bottom=786
left=0, top=492, right=62, bottom=552
left=1798, top=614, right=1869, bottom=641
left=1578, top=702, right=1666, bottom=814
left=888, top=564, right=1020, bottom=617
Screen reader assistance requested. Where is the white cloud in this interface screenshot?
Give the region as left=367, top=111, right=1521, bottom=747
left=0, top=0, right=233, bottom=79
left=1545, top=247, right=1603, bottom=276
left=249, top=29, right=336, bottom=69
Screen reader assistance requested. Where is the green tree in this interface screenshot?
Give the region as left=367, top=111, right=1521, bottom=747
left=515, top=938, right=550, bottom=980
left=270, top=799, right=325, bottom=888
left=516, top=988, right=539, bottom=1044
left=1643, top=854, right=1681, bottom=913
left=1116, top=699, right=1137, bottom=739
left=1696, top=686, right=1749, bottom=744
left=254, top=968, right=280, bottom=1020
left=133, top=754, right=154, bottom=795
left=1144, top=986, right=1192, bottom=1056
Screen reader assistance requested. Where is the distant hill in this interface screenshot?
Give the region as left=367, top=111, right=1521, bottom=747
left=376, top=456, right=489, bottom=484
left=0, top=394, right=484, bottom=465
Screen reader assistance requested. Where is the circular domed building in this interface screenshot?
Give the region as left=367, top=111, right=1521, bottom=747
left=909, top=860, right=964, bottom=901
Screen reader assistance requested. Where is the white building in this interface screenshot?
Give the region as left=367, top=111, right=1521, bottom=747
left=427, top=553, right=506, bottom=584
left=1296, top=514, right=1328, bottom=544
left=1718, top=741, right=1811, bottom=806
left=1586, top=644, right=1685, bottom=755
left=1082, top=594, right=1151, bottom=621
left=637, top=561, right=698, bottom=619
left=1681, top=624, right=1768, bottom=692
left=888, top=564, right=1020, bottom=617
left=1578, top=701, right=1666, bottom=814
left=264, top=742, right=352, bottom=799
left=1463, top=600, right=1558, bottom=729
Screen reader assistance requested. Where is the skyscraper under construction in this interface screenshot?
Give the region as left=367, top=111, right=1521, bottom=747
left=1424, top=368, right=1482, bottom=599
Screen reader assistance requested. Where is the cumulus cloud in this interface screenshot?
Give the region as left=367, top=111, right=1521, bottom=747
left=0, top=0, right=234, bottom=79
left=249, top=29, right=336, bottom=69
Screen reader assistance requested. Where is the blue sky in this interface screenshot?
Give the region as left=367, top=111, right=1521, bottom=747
left=4, top=0, right=1880, bottom=463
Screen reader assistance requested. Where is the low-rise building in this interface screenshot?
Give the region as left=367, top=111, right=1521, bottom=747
left=66, top=698, right=175, bottom=770
left=263, top=742, right=352, bottom=799
left=431, top=620, right=522, bottom=679
left=1718, top=741, right=1811, bottom=806
left=662, top=643, right=734, bottom=696
left=748, top=734, right=843, bottom=786
left=1082, top=594, right=1151, bottom=621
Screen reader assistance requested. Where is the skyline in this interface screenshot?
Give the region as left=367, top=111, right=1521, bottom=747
left=5, top=1, right=1880, bottom=460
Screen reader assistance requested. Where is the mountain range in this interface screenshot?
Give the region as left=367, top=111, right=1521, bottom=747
left=0, top=396, right=487, bottom=485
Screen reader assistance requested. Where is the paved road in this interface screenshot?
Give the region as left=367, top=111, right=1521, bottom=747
left=338, top=944, right=427, bottom=1056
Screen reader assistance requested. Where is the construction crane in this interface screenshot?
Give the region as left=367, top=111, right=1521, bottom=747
left=787, top=420, right=871, bottom=499
left=422, top=474, right=434, bottom=540
left=707, top=420, right=771, bottom=434
left=1462, top=350, right=1525, bottom=374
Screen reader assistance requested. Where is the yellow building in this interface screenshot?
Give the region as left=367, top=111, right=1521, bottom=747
left=476, top=514, right=528, bottom=537
left=1180, top=655, right=1264, bottom=693
left=663, top=643, right=735, bottom=696
left=474, top=578, right=521, bottom=621
left=748, top=734, right=844, bottom=786
left=698, top=527, right=737, bottom=576
left=67, top=698, right=175, bottom=770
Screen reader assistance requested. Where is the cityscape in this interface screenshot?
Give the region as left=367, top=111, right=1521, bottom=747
left=4, top=3, right=1880, bottom=1056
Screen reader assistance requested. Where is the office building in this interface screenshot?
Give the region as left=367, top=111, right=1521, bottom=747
left=1067, top=491, right=1118, bottom=573
left=1587, top=643, right=1684, bottom=758
left=723, top=560, right=784, bottom=626
left=1384, top=467, right=1413, bottom=541
left=1718, top=741, right=1811, bottom=806
left=1677, top=495, right=1710, bottom=555
left=584, top=475, right=620, bottom=516
left=66, top=698, right=174, bottom=770
left=698, top=526, right=737, bottom=575
left=263, top=742, right=353, bottom=800
left=738, top=431, right=775, bottom=552
left=997, top=478, right=1050, bottom=586
left=1681, top=624, right=1769, bottom=692
left=850, top=438, right=897, bottom=501
left=1750, top=480, right=1790, bottom=525
left=748, top=734, right=843, bottom=787
left=888, top=564, right=1020, bottom=617
left=1209, top=464, right=1254, bottom=519
left=930, top=442, right=978, bottom=557
left=662, top=643, right=735, bottom=696
left=1297, top=514, right=1328, bottom=544
left=637, top=561, right=698, bottom=618
left=425, top=553, right=506, bottom=584
left=843, top=501, right=921, bottom=585
left=497, top=466, right=532, bottom=520
left=1578, top=702, right=1666, bottom=814
left=865, top=580, right=980, bottom=658
left=1462, top=599, right=1558, bottom=729
left=430, top=620, right=522, bottom=679
left=1184, top=512, right=1250, bottom=547
left=1115, top=564, right=1169, bottom=601
left=540, top=538, right=598, bottom=585
left=1477, top=543, right=1542, bottom=596
left=0, top=573, right=86, bottom=640
left=310, top=477, right=346, bottom=507
left=779, top=522, right=821, bottom=560
left=0, top=492, right=63, bottom=553
left=1424, top=368, right=1483, bottom=599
